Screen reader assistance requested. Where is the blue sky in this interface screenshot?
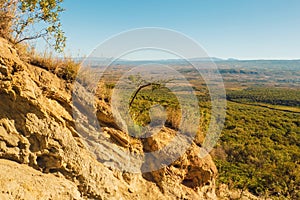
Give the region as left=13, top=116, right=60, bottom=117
left=59, top=0, right=300, bottom=59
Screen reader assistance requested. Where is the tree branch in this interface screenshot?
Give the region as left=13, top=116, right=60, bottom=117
left=129, top=83, right=161, bottom=107
left=14, top=32, right=47, bottom=44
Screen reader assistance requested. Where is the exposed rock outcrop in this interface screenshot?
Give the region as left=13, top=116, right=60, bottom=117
left=0, top=159, right=82, bottom=200
left=0, top=38, right=218, bottom=199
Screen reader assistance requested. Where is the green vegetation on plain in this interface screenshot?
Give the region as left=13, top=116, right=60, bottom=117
left=227, top=87, right=300, bottom=107
left=215, top=101, right=299, bottom=198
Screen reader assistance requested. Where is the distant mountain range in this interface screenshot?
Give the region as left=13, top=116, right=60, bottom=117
left=74, top=57, right=300, bottom=65
left=75, top=57, right=232, bottom=65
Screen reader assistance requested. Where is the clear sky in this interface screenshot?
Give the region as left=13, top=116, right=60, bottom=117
left=59, top=0, right=300, bottom=60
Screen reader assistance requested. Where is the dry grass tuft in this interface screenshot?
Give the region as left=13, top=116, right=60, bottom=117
left=30, top=51, right=80, bottom=82
left=15, top=44, right=81, bottom=82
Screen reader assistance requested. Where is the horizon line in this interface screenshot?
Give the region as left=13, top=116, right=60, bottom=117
left=71, top=56, right=300, bottom=61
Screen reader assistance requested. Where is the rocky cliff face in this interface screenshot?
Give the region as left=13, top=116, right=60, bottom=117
left=0, top=38, right=218, bottom=199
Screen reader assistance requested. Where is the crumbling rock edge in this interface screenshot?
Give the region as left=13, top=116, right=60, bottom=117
left=0, top=38, right=220, bottom=199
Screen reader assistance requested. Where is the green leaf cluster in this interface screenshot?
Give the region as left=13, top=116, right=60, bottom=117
left=0, top=0, right=66, bottom=52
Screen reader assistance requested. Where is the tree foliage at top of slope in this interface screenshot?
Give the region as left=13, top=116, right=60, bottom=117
left=0, top=0, right=65, bottom=52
